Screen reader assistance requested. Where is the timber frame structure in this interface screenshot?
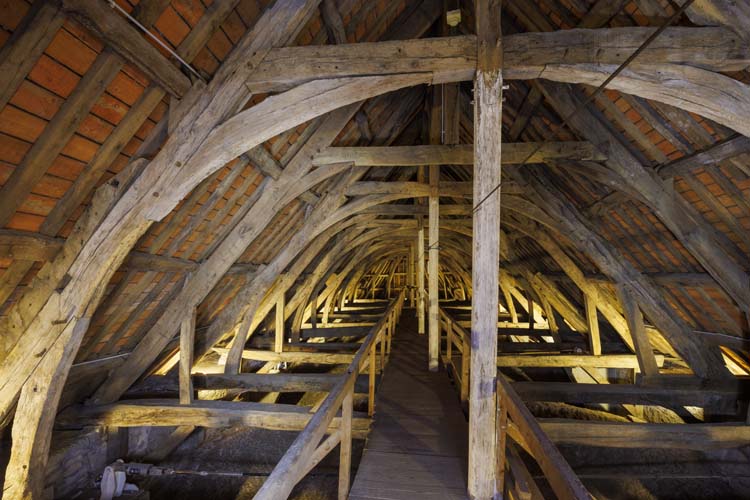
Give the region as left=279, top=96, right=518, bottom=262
left=1, top=0, right=750, bottom=499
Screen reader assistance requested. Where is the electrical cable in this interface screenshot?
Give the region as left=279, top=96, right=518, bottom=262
left=471, top=0, right=696, bottom=215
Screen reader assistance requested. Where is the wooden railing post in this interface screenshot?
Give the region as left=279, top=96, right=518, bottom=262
left=446, top=319, right=453, bottom=361
left=496, top=391, right=508, bottom=497
left=275, top=295, right=285, bottom=354
left=256, top=291, right=404, bottom=499
left=460, top=335, right=470, bottom=404
left=339, top=388, right=353, bottom=500
left=179, top=307, right=197, bottom=405
left=386, top=310, right=393, bottom=356
left=368, top=342, right=376, bottom=417
left=379, top=323, right=386, bottom=370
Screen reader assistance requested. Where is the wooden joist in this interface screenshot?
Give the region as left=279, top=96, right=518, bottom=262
left=0, top=0, right=65, bottom=111
left=512, top=381, right=742, bottom=410
left=300, top=326, right=373, bottom=338
left=657, top=135, right=750, bottom=178
left=313, top=142, right=605, bottom=166
left=195, top=372, right=371, bottom=393
left=345, top=181, right=523, bottom=197
left=213, top=347, right=363, bottom=365
left=496, top=354, right=665, bottom=371
left=0, top=51, right=121, bottom=228
left=536, top=420, right=750, bottom=451
left=57, top=399, right=371, bottom=437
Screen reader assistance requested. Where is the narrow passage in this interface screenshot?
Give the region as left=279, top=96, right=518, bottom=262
left=349, top=313, right=469, bottom=500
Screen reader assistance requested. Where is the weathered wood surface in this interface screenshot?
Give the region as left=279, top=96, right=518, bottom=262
left=0, top=0, right=65, bottom=111
left=247, top=28, right=749, bottom=90
left=498, top=378, right=591, bottom=500
left=468, top=2, right=502, bottom=497
left=512, top=381, right=742, bottom=410
left=57, top=399, right=370, bottom=436
left=349, top=316, right=468, bottom=500
left=537, top=82, right=750, bottom=318
left=0, top=0, right=327, bottom=420
left=179, top=308, right=196, bottom=405
left=313, top=142, right=605, bottom=166
left=496, top=354, right=664, bottom=370
left=300, top=325, right=373, bottom=337
left=60, top=0, right=192, bottom=97
left=537, top=420, right=750, bottom=450
left=515, top=172, right=728, bottom=379
left=255, top=292, right=403, bottom=499
left=194, top=372, right=370, bottom=393
left=212, top=347, right=362, bottom=365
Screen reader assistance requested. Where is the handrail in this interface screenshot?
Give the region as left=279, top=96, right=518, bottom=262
left=438, top=307, right=470, bottom=403
left=497, top=377, right=592, bottom=500
left=438, top=306, right=591, bottom=499
left=255, top=289, right=405, bottom=500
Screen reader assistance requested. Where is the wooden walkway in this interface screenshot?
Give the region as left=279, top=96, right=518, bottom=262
left=349, top=314, right=469, bottom=500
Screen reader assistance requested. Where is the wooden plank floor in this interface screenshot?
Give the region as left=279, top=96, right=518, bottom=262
left=349, top=313, right=469, bottom=500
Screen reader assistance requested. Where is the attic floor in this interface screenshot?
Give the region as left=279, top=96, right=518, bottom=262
left=349, top=313, right=469, bottom=500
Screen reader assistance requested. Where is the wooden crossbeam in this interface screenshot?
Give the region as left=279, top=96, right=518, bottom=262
left=213, top=347, right=368, bottom=365
left=313, top=142, right=605, bottom=166
left=246, top=28, right=748, bottom=91
left=496, top=354, right=665, bottom=370
left=57, top=399, right=371, bottom=437
left=300, top=326, right=372, bottom=338
left=345, top=181, right=524, bottom=197
left=512, top=381, right=742, bottom=410
left=195, top=373, right=373, bottom=394
left=536, top=420, right=750, bottom=450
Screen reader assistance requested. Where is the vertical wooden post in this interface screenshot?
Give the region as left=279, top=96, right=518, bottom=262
left=428, top=177, right=439, bottom=372
left=417, top=221, right=426, bottom=334
left=339, top=389, right=353, bottom=500
left=368, top=343, right=376, bottom=416
left=179, top=307, right=196, bottom=405
left=275, top=295, right=285, bottom=354
left=470, top=1, right=502, bottom=497
left=447, top=320, right=453, bottom=360
left=584, top=293, right=601, bottom=356
left=311, top=292, right=318, bottom=329
left=461, top=335, right=470, bottom=404
left=527, top=293, right=534, bottom=331
left=616, top=284, right=660, bottom=377
left=409, top=242, right=416, bottom=307
left=379, top=327, right=386, bottom=371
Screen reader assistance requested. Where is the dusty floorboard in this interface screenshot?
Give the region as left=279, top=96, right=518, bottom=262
left=349, top=313, right=469, bottom=500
